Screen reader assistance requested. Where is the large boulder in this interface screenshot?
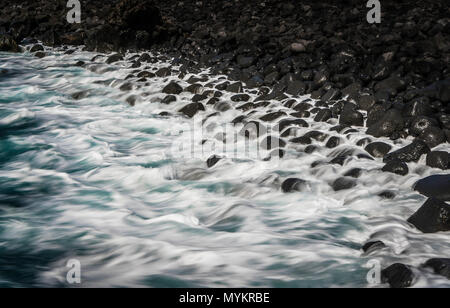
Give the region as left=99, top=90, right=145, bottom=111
left=162, top=82, right=183, bottom=94
left=419, top=127, right=446, bottom=149
left=383, top=139, right=430, bottom=163
left=366, top=109, right=404, bottom=138
left=407, top=198, right=450, bottom=233
left=426, top=151, right=449, bottom=170
left=413, top=174, right=450, bottom=201
left=409, top=116, right=439, bottom=136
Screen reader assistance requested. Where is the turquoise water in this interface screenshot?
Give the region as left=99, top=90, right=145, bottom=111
left=0, top=49, right=449, bottom=288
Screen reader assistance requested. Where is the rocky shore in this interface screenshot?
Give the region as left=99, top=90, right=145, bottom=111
left=1, top=0, right=449, bottom=288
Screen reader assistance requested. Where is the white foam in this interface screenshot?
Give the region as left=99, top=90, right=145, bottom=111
left=0, top=48, right=448, bottom=288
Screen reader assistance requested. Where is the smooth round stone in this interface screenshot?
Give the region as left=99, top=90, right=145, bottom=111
left=332, top=177, right=356, bottom=191
left=281, top=178, right=308, bottom=193
left=382, top=160, right=409, bottom=176
left=414, top=174, right=450, bottom=201
left=381, top=263, right=414, bottom=288
left=365, top=142, right=392, bottom=158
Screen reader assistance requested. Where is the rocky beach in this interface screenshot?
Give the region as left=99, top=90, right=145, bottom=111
left=0, top=0, right=449, bottom=288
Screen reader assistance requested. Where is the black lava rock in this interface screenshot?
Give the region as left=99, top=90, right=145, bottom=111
left=192, top=94, right=207, bottom=103
left=304, top=145, right=318, bottom=154
left=314, top=109, right=332, bottom=122
left=367, top=109, right=404, bottom=138
left=382, top=160, right=409, bottom=176
left=383, top=139, right=430, bottom=163
left=179, top=103, right=205, bottom=118
left=281, top=178, right=309, bottom=193
left=419, top=127, right=446, bottom=148
left=423, top=258, right=450, bottom=279
left=339, top=103, right=364, bottom=127
left=230, top=94, right=250, bottom=102
left=290, top=136, right=312, bottom=145
left=34, top=52, right=46, bottom=58
left=378, top=191, right=396, bottom=199
left=206, top=155, right=221, bottom=168
left=161, top=95, right=176, bottom=104
left=365, top=142, right=392, bottom=158
left=332, top=177, right=356, bottom=191
left=325, top=136, right=341, bottom=148
left=426, top=151, right=449, bottom=170
left=226, top=82, right=242, bottom=93
left=413, top=174, right=450, bottom=201
left=155, top=67, right=171, bottom=77
left=294, top=102, right=313, bottom=112
left=185, top=84, right=203, bottom=94
left=304, top=131, right=329, bottom=142
left=162, top=82, right=183, bottom=95
left=407, top=197, right=450, bottom=233
left=260, top=112, right=286, bottom=122
left=137, top=71, right=155, bottom=78
left=236, top=55, right=254, bottom=69
left=106, top=54, right=124, bottom=64
left=404, top=97, right=433, bottom=117
left=30, top=44, right=44, bottom=52
left=357, top=138, right=372, bottom=147
left=409, top=116, right=438, bottom=136
left=381, top=263, right=414, bottom=288
left=356, top=94, right=376, bottom=111
left=277, top=119, right=308, bottom=132
left=344, top=168, right=362, bottom=178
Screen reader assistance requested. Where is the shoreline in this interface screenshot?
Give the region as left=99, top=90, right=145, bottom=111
left=1, top=0, right=449, bottom=288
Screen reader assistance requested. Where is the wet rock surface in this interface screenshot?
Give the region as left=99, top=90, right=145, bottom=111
left=281, top=178, right=309, bottom=193
left=383, top=140, right=430, bottom=163
left=407, top=198, right=450, bottom=233
left=426, top=151, right=449, bottom=170
left=381, top=263, right=414, bottom=288
left=414, top=174, right=450, bottom=201
left=382, top=160, right=409, bottom=176
left=423, top=259, right=450, bottom=279
left=365, top=142, right=392, bottom=158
